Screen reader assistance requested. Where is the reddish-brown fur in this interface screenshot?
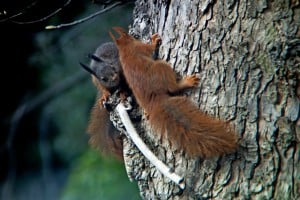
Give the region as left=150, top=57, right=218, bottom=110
left=88, top=100, right=123, bottom=160
left=110, top=27, right=238, bottom=158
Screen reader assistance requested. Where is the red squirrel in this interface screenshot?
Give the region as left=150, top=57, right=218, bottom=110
left=110, top=27, right=238, bottom=158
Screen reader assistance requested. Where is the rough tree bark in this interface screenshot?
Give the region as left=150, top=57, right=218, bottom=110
left=116, top=1, right=299, bottom=199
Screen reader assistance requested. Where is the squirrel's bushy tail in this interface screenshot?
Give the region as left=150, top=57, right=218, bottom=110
left=149, top=96, right=238, bottom=158
left=88, top=104, right=123, bottom=160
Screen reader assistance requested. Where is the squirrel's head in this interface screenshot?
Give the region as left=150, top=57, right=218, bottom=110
left=109, top=26, right=134, bottom=47
left=80, top=51, right=121, bottom=89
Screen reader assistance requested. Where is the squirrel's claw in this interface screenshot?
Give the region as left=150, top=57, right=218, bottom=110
left=151, top=33, right=162, bottom=46
left=98, top=91, right=111, bottom=108
left=183, top=74, right=200, bottom=87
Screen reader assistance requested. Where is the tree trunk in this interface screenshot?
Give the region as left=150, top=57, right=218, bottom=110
left=119, top=0, right=300, bottom=199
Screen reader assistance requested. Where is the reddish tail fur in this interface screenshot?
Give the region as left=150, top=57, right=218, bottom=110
left=110, top=27, right=238, bottom=158
left=88, top=101, right=123, bottom=160
left=150, top=96, right=237, bottom=157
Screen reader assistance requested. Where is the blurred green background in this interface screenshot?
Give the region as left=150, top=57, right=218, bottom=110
left=0, top=1, right=140, bottom=199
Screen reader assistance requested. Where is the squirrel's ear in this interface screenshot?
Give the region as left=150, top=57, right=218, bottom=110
left=109, top=31, right=117, bottom=44
left=112, top=26, right=126, bottom=35
left=88, top=54, right=103, bottom=62
left=110, top=26, right=128, bottom=44
left=79, top=62, right=98, bottom=78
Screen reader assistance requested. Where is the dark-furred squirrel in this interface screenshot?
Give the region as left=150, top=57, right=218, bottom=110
left=80, top=42, right=126, bottom=160
left=110, top=27, right=238, bottom=158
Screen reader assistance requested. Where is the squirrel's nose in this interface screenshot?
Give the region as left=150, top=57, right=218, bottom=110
left=111, top=73, right=118, bottom=81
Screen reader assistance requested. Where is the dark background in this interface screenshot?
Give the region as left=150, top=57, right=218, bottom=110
left=0, top=0, right=140, bottom=199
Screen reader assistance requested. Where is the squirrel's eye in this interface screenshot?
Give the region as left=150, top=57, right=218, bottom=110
left=100, top=77, right=108, bottom=82
left=111, top=66, right=117, bottom=72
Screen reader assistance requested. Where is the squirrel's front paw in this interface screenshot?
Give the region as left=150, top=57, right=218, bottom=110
left=184, top=74, right=200, bottom=87
left=151, top=33, right=162, bottom=46
left=98, top=91, right=111, bottom=107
